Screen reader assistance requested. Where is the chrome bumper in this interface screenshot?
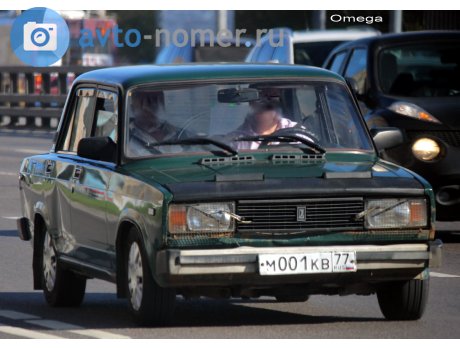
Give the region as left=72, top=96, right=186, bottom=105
left=156, top=241, right=442, bottom=277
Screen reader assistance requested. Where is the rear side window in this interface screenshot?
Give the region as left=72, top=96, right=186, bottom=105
left=344, top=48, right=367, bottom=95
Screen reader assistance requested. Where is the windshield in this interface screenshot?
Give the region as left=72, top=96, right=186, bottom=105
left=378, top=41, right=460, bottom=97
left=125, top=81, right=373, bottom=158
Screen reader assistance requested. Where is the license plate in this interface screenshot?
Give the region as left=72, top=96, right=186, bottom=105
left=258, top=252, right=357, bottom=276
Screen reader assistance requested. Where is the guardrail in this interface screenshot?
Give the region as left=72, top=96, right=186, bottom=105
left=0, top=66, right=104, bottom=129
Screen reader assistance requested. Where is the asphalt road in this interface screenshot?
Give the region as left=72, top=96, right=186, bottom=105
left=0, top=130, right=459, bottom=339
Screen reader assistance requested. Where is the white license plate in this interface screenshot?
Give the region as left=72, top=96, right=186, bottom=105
left=258, top=251, right=357, bottom=276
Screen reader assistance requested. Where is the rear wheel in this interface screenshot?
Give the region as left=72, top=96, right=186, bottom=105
left=377, top=277, right=429, bottom=320
left=125, top=228, right=175, bottom=326
left=39, top=226, right=86, bottom=307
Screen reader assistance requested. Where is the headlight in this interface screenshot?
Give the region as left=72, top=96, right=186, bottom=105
left=168, top=202, right=235, bottom=234
left=364, top=198, right=427, bottom=229
left=412, top=138, right=441, bottom=161
left=388, top=102, right=441, bottom=124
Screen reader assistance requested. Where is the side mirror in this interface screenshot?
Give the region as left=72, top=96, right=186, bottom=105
left=77, top=137, right=117, bottom=163
left=370, top=127, right=405, bottom=151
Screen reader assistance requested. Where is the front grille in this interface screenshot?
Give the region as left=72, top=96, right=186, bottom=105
left=236, top=198, right=364, bottom=234
left=407, top=130, right=460, bottom=147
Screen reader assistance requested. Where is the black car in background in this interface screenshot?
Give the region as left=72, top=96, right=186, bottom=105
left=323, top=31, right=460, bottom=220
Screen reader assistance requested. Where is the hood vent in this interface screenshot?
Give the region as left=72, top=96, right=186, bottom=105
left=200, top=155, right=255, bottom=166
left=271, top=154, right=325, bottom=164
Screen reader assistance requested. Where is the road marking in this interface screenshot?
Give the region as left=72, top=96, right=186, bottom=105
left=0, top=171, right=17, bottom=177
left=0, top=310, right=39, bottom=320
left=0, top=324, right=63, bottom=339
left=0, top=147, right=47, bottom=154
left=2, top=217, right=20, bottom=220
left=430, top=272, right=460, bottom=278
left=26, top=319, right=131, bottom=339
left=15, top=148, right=48, bottom=154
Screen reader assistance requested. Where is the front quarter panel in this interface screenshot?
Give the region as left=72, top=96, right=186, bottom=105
left=106, top=171, right=171, bottom=274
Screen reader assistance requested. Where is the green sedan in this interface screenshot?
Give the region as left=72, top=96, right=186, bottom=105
left=17, top=64, right=441, bottom=325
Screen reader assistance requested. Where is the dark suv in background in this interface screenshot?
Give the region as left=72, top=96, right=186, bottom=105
left=324, top=31, right=460, bottom=220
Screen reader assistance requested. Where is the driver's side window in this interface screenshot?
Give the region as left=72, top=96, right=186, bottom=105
left=94, top=90, right=118, bottom=143
left=61, top=88, right=96, bottom=153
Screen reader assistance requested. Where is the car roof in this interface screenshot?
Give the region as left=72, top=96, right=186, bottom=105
left=329, top=30, right=460, bottom=50
left=74, top=63, right=345, bottom=89
left=292, top=29, right=379, bottom=44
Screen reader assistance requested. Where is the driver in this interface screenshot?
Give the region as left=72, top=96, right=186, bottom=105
left=230, top=92, right=297, bottom=150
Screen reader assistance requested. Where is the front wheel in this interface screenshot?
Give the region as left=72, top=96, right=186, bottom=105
left=125, top=228, right=176, bottom=326
left=377, top=277, right=429, bottom=320
left=39, top=226, right=86, bottom=307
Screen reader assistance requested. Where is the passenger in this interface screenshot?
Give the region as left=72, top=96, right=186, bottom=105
left=230, top=96, right=297, bottom=150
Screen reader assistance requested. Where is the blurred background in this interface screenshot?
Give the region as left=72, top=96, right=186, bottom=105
left=1, top=10, right=459, bottom=66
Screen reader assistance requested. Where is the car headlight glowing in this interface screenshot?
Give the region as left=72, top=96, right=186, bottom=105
left=412, top=138, right=441, bottom=161
left=388, top=102, right=440, bottom=124
left=364, top=198, right=427, bottom=229
left=168, top=202, right=235, bottom=234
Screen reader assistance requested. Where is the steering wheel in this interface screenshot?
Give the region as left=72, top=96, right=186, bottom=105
left=260, top=127, right=321, bottom=146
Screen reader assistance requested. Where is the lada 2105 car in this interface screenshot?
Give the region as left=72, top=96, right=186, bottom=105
left=17, top=64, right=441, bottom=325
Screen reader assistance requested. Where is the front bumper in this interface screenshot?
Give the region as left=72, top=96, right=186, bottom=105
left=156, top=241, right=442, bottom=287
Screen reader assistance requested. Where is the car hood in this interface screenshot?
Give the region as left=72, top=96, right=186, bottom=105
left=123, top=153, right=427, bottom=201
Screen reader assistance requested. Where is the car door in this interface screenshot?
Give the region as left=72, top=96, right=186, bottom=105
left=70, top=88, right=119, bottom=269
left=54, top=87, right=96, bottom=258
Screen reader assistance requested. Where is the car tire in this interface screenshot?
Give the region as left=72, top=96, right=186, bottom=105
left=377, top=277, right=429, bottom=320
left=125, top=227, right=176, bottom=326
left=39, top=226, right=86, bottom=307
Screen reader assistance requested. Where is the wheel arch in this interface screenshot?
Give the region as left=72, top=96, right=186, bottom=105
left=32, top=213, right=46, bottom=290
left=115, top=219, right=143, bottom=298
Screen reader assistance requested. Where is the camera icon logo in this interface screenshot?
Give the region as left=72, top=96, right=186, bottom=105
left=23, top=22, right=57, bottom=51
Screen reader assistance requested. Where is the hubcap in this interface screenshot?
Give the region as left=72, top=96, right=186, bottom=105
left=127, top=242, right=143, bottom=311
left=42, top=232, right=56, bottom=291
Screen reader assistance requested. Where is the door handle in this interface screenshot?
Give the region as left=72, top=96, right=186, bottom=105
left=45, top=161, right=54, bottom=175
left=73, top=166, right=82, bottom=179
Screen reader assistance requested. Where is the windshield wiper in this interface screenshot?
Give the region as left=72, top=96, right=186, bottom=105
left=147, top=137, right=238, bottom=156
left=234, top=128, right=326, bottom=154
